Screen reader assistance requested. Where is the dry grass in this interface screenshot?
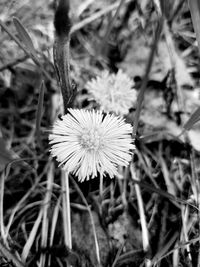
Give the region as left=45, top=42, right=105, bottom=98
left=0, top=0, right=200, bottom=266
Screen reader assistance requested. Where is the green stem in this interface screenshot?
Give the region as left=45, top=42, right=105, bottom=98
left=62, top=170, right=72, bottom=249
left=53, top=36, right=73, bottom=113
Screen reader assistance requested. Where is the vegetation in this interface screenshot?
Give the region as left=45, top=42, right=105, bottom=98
left=0, top=0, right=200, bottom=266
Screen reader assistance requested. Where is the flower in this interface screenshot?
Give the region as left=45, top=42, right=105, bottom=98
left=49, top=109, right=134, bottom=182
left=85, top=69, right=137, bottom=115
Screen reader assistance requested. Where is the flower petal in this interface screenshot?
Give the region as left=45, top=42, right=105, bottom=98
left=49, top=109, right=134, bottom=181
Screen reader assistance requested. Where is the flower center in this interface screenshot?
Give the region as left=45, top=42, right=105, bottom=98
left=80, top=128, right=104, bottom=151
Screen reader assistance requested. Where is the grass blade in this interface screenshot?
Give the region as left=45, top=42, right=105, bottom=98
left=132, top=18, right=163, bottom=139
left=0, top=241, right=25, bottom=267
left=188, top=0, right=200, bottom=55
left=13, top=17, right=37, bottom=57
left=183, top=106, right=200, bottom=131
left=35, top=80, right=45, bottom=146
left=100, top=0, right=125, bottom=53
left=0, top=138, right=14, bottom=172
left=21, top=210, right=43, bottom=262
left=61, top=171, right=72, bottom=249
left=0, top=20, right=52, bottom=81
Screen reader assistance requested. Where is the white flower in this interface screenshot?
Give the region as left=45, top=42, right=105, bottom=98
left=49, top=109, right=134, bottom=182
left=85, top=69, right=137, bottom=115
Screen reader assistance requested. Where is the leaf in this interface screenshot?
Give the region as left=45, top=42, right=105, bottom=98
left=183, top=106, right=200, bottom=131
left=13, top=17, right=37, bottom=58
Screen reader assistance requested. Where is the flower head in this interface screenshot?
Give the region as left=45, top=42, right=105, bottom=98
left=49, top=109, right=134, bottom=182
left=85, top=69, right=137, bottom=115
